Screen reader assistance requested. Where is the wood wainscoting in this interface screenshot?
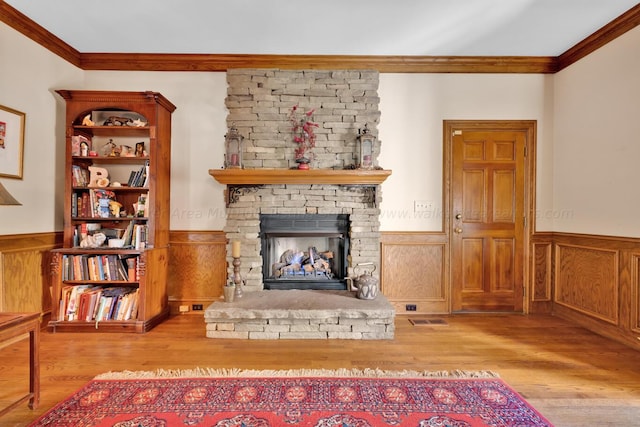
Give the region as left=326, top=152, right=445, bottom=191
left=380, top=232, right=449, bottom=314
left=531, top=232, right=640, bottom=351
left=530, top=232, right=554, bottom=314
left=167, top=231, right=227, bottom=315
left=0, top=233, right=62, bottom=321
left=3, top=230, right=640, bottom=350
left=0, top=231, right=226, bottom=321
left=169, top=230, right=453, bottom=317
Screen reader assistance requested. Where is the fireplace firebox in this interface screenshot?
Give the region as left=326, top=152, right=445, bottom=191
left=260, top=214, right=349, bottom=290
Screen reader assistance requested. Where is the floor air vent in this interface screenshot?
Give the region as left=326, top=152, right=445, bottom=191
left=409, top=318, right=448, bottom=326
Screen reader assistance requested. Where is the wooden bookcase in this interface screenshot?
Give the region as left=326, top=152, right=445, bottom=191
left=49, top=90, right=176, bottom=333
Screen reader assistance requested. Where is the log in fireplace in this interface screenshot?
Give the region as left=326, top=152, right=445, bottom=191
left=260, top=214, right=349, bottom=290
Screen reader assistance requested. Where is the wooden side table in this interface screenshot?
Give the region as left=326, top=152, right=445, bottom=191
left=0, top=312, right=40, bottom=416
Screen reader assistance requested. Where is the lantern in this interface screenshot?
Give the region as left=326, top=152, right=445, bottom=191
left=224, top=124, right=244, bottom=169
left=356, top=124, right=375, bottom=169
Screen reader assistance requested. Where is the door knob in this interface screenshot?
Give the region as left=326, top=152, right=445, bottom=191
left=455, top=213, right=462, bottom=220
left=454, top=227, right=463, bottom=233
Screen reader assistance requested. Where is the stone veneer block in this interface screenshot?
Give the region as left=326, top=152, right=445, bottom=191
left=204, top=290, right=395, bottom=340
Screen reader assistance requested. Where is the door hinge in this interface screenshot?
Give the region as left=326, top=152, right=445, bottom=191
left=524, top=216, right=527, bottom=228
left=524, top=145, right=527, bottom=157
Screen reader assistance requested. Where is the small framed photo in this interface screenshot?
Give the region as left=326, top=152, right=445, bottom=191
left=135, top=141, right=146, bottom=157
left=0, top=104, right=26, bottom=179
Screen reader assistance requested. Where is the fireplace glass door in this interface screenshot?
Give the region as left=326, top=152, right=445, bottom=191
left=260, top=214, right=349, bottom=290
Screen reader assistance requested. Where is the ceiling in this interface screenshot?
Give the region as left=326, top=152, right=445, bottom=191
left=5, top=0, right=639, bottom=57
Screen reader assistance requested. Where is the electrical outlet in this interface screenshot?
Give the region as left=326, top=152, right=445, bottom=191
left=179, top=305, right=189, bottom=313
left=405, top=304, right=417, bottom=311
left=414, top=200, right=433, bottom=212
left=192, top=304, right=203, bottom=311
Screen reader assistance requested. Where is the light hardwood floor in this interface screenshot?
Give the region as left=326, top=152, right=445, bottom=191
left=2, top=313, right=640, bottom=426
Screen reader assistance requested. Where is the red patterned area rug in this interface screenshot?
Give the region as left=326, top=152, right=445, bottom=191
left=29, top=368, right=553, bottom=427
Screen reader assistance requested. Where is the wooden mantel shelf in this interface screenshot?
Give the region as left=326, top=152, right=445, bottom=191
left=209, top=168, right=392, bottom=185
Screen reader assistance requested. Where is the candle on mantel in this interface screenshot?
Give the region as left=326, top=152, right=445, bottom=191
left=232, top=240, right=241, bottom=258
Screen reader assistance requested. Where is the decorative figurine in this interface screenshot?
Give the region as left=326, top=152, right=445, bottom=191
left=120, top=145, right=134, bottom=157
left=80, top=141, right=89, bottom=157
left=102, top=139, right=120, bottom=157
left=130, top=118, right=147, bottom=127
left=109, top=200, right=123, bottom=217
left=103, top=116, right=133, bottom=126
left=82, top=114, right=94, bottom=126
left=80, top=232, right=106, bottom=248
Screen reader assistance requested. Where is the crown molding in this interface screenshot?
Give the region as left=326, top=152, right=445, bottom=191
left=0, top=1, right=80, bottom=67
left=1, top=1, right=638, bottom=74
left=557, top=3, right=640, bottom=71
left=79, top=53, right=558, bottom=73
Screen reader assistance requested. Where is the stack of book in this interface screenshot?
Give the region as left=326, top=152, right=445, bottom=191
left=127, top=161, right=149, bottom=187
left=71, top=165, right=89, bottom=187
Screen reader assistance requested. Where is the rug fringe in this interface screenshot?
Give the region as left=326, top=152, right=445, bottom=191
left=94, top=367, right=499, bottom=380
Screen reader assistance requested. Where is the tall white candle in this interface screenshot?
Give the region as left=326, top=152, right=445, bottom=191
left=232, top=240, right=241, bottom=258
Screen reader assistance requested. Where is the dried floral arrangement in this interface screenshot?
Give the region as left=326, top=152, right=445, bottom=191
left=288, top=104, right=318, bottom=164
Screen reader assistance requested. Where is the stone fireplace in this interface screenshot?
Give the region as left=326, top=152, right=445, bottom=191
left=213, top=174, right=389, bottom=292
left=205, top=69, right=395, bottom=339
left=212, top=69, right=388, bottom=292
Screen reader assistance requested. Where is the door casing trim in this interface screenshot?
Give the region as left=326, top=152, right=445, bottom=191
left=443, top=120, right=537, bottom=313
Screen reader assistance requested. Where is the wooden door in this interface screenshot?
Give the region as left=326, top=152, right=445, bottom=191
left=450, top=125, right=528, bottom=312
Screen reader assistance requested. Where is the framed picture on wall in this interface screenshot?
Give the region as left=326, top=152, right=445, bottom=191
left=0, top=104, right=25, bottom=179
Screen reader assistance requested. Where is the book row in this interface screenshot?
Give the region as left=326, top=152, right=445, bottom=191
left=59, top=285, right=140, bottom=322
left=61, top=254, right=138, bottom=282
left=71, top=165, right=90, bottom=187
left=127, top=162, right=149, bottom=188
left=72, top=188, right=115, bottom=218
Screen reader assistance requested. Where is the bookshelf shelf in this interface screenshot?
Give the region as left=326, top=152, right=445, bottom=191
left=49, top=90, right=175, bottom=334
left=70, top=217, right=149, bottom=221
left=62, top=281, right=139, bottom=286
left=72, top=156, right=150, bottom=163
left=72, top=187, right=149, bottom=191
left=54, top=248, right=144, bottom=255
left=73, top=125, right=151, bottom=137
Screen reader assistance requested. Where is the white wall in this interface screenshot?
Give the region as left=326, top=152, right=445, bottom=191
left=83, top=71, right=554, bottom=232
left=378, top=73, right=554, bottom=231
left=0, top=21, right=561, bottom=235
left=553, top=25, right=640, bottom=237
left=0, top=22, right=83, bottom=235
left=81, top=72, right=228, bottom=231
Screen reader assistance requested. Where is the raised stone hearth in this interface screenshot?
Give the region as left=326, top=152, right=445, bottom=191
left=205, top=290, right=395, bottom=340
